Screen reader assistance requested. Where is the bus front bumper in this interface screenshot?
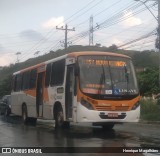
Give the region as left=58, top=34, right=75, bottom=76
left=76, top=102, right=140, bottom=123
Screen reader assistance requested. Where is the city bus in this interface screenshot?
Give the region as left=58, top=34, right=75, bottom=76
left=11, top=51, right=140, bottom=129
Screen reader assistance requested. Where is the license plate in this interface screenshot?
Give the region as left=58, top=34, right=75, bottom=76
left=108, top=113, right=118, bottom=117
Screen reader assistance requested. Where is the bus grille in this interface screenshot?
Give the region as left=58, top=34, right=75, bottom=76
left=115, top=106, right=129, bottom=111
left=95, top=106, right=129, bottom=111
left=95, top=106, right=112, bottom=111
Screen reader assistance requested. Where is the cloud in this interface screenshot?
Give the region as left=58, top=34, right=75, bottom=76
left=19, top=30, right=46, bottom=41
left=42, top=16, right=64, bottom=29
left=111, top=38, right=123, bottom=45
left=0, top=44, right=4, bottom=51
left=0, top=53, right=15, bottom=66
left=121, top=11, right=142, bottom=27
left=0, top=45, right=14, bottom=66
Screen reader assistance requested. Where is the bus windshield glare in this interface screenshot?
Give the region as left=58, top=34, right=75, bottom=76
left=78, top=55, right=139, bottom=98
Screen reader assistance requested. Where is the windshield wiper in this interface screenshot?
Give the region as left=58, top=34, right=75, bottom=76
left=124, top=64, right=129, bottom=95
left=98, top=65, right=106, bottom=95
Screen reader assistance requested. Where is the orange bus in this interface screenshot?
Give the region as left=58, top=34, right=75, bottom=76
left=11, top=51, right=140, bottom=129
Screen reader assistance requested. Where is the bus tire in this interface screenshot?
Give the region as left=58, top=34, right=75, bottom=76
left=102, top=123, right=114, bottom=130
left=22, top=104, right=29, bottom=124
left=63, top=121, right=70, bottom=129
left=55, top=106, right=64, bottom=129
left=29, top=117, right=37, bottom=125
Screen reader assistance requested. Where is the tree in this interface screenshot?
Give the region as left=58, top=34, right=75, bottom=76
left=107, top=44, right=118, bottom=52
left=0, top=75, right=12, bottom=98
left=137, top=67, right=160, bottom=96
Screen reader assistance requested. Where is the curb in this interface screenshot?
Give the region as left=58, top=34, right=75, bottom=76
left=139, top=119, right=160, bottom=125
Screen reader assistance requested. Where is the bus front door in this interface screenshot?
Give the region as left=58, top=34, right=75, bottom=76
left=65, top=66, right=74, bottom=120
left=36, top=72, right=45, bottom=117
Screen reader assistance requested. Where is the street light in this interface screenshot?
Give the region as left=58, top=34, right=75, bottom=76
left=15, top=52, right=21, bottom=63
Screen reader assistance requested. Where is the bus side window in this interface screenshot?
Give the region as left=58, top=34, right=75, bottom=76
left=13, top=75, right=17, bottom=91
left=30, top=69, right=37, bottom=89
left=50, top=59, right=65, bottom=86
left=45, top=63, right=51, bottom=87
left=22, top=71, right=30, bottom=90
left=12, top=75, right=16, bottom=91
left=15, top=74, right=22, bottom=92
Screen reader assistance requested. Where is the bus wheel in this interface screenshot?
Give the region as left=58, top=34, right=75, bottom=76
left=29, top=118, right=37, bottom=126
left=55, top=107, right=64, bottom=129
left=102, top=123, right=114, bottom=130
left=63, top=121, right=70, bottom=129
left=22, top=105, right=28, bottom=124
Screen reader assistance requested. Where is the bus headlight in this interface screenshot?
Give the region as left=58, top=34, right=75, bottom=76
left=131, top=102, right=140, bottom=110
left=81, top=98, right=94, bottom=110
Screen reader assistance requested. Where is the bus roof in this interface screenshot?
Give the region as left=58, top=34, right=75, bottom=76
left=13, top=51, right=130, bottom=75
left=13, top=62, right=45, bottom=75
left=67, top=51, right=130, bottom=58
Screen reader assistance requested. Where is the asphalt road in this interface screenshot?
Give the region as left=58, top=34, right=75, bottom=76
left=0, top=115, right=160, bottom=156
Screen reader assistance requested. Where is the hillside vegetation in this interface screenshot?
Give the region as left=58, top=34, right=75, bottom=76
left=0, top=45, right=159, bottom=98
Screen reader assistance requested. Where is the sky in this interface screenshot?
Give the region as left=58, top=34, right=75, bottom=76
left=0, top=0, right=158, bottom=66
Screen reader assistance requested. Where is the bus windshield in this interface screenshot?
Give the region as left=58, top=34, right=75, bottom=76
left=78, top=55, right=139, bottom=99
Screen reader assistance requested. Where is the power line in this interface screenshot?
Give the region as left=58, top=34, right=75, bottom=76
left=67, top=0, right=103, bottom=24
left=6, top=0, right=157, bottom=63
left=17, top=0, right=102, bottom=62
left=4, top=1, right=138, bottom=61
left=70, top=2, right=149, bottom=45
left=118, top=29, right=156, bottom=48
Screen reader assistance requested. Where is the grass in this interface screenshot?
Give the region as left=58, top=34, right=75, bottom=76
left=140, top=99, right=160, bottom=121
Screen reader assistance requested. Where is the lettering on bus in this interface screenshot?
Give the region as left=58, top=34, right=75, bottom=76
left=86, top=83, right=104, bottom=89
left=82, top=84, right=105, bottom=94
left=83, top=59, right=126, bottom=67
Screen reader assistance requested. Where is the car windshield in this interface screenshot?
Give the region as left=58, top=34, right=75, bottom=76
left=78, top=55, right=139, bottom=99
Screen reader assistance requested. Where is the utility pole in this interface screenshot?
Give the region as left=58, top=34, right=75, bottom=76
left=157, top=0, right=160, bottom=87
left=135, top=0, right=160, bottom=87
left=56, top=24, right=75, bottom=52
left=89, top=15, right=94, bottom=46
left=151, top=0, right=160, bottom=87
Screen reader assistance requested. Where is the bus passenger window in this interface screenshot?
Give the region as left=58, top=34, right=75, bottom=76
left=30, top=69, right=37, bottom=89
left=12, top=75, right=16, bottom=91
left=22, top=71, right=30, bottom=90
left=45, top=64, right=51, bottom=87
left=50, top=59, right=65, bottom=86
left=15, top=74, right=22, bottom=91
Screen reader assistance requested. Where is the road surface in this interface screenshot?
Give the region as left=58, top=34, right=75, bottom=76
left=0, top=115, right=159, bottom=156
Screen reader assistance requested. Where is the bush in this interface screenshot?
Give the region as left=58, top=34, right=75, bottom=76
left=140, top=99, right=160, bottom=121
